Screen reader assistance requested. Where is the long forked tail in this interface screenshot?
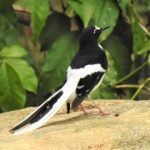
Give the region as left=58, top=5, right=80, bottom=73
left=10, top=77, right=78, bottom=135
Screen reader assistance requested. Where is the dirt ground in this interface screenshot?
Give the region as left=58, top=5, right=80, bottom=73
left=0, top=100, right=150, bottom=150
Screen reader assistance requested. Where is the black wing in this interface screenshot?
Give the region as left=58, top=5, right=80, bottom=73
left=71, top=45, right=108, bottom=70
left=71, top=72, right=104, bottom=109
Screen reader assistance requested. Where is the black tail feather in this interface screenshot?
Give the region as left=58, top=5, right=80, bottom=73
left=71, top=97, right=84, bottom=110
left=10, top=91, right=63, bottom=133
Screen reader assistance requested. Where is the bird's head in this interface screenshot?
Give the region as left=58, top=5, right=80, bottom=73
left=80, top=26, right=109, bottom=43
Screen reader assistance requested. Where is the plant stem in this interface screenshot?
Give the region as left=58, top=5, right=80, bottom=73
left=114, top=84, right=150, bottom=92
left=114, top=84, right=140, bottom=89
left=114, top=61, right=147, bottom=85
left=131, top=77, right=150, bottom=100
left=139, top=23, right=150, bottom=37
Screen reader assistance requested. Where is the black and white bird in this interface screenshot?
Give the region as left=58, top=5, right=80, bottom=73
left=10, top=25, right=109, bottom=135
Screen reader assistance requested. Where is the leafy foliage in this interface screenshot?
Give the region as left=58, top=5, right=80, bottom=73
left=19, top=0, right=49, bottom=41
left=40, top=12, right=71, bottom=51
left=0, top=62, right=25, bottom=111
left=67, top=0, right=97, bottom=27
left=0, top=0, right=149, bottom=112
left=93, top=0, right=119, bottom=41
left=0, top=45, right=38, bottom=111
left=0, top=11, right=20, bottom=47
left=40, top=32, right=78, bottom=92
left=103, top=35, right=131, bottom=78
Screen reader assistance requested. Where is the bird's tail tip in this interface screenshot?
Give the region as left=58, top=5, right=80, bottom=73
left=9, top=128, right=19, bottom=135
left=8, top=90, right=65, bottom=135
left=9, top=129, right=14, bottom=134
left=9, top=127, right=23, bottom=135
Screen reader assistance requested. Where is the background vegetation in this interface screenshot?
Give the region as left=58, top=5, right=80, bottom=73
left=0, top=0, right=149, bottom=112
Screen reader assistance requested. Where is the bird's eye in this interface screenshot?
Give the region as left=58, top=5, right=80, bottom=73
left=93, top=26, right=101, bottom=35
left=93, top=29, right=97, bottom=34
left=93, top=29, right=101, bottom=36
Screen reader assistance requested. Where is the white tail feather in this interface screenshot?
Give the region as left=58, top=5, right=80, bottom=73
left=11, top=64, right=104, bottom=135
left=12, top=77, right=79, bottom=135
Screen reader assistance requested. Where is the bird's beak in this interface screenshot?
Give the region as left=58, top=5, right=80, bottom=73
left=101, top=26, right=110, bottom=32
left=94, top=26, right=110, bottom=36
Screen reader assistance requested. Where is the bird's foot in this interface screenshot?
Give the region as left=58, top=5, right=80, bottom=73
left=98, top=108, right=110, bottom=116
left=91, top=102, right=110, bottom=116
left=80, top=104, right=110, bottom=116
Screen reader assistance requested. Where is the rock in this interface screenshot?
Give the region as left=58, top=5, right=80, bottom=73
left=0, top=100, right=150, bottom=150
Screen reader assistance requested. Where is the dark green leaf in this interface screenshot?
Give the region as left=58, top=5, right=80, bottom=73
left=39, top=12, right=70, bottom=51
left=67, top=0, right=97, bottom=27
left=118, top=0, right=131, bottom=14
left=0, top=62, right=25, bottom=111
left=93, top=0, right=119, bottom=41
left=148, top=54, right=150, bottom=65
left=0, top=12, right=20, bottom=46
left=0, top=45, right=27, bottom=58
left=138, top=39, right=150, bottom=55
left=103, top=35, right=131, bottom=78
left=131, top=18, right=145, bottom=54
left=19, top=0, right=49, bottom=41
left=0, top=0, right=15, bottom=10
left=5, top=59, right=38, bottom=93
left=40, top=32, right=78, bottom=92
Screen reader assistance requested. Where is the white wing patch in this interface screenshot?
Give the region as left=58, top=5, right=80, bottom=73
left=67, top=64, right=106, bottom=79
left=77, top=85, right=85, bottom=89
left=98, top=43, right=103, bottom=50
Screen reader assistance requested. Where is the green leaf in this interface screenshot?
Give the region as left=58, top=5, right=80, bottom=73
left=0, top=0, right=15, bottom=9
left=91, top=52, right=118, bottom=99
left=138, top=39, right=150, bottom=55
left=40, top=32, right=78, bottom=92
left=118, top=0, right=131, bottom=14
left=0, top=62, right=25, bottom=111
left=93, top=0, right=119, bottom=41
left=131, top=18, right=145, bottom=54
left=103, top=35, right=131, bottom=78
left=148, top=54, right=150, bottom=65
left=39, top=12, right=70, bottom=51
left=19, top=0, right=49, bottom=41
left=67, top=0, right=97, bottom=27
left=0, top=12, right=20, bottom=46
left=0, top=44, right=27, bottom=58
left=5, top=59, right=38, bottom=93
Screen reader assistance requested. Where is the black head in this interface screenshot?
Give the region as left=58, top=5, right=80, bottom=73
left=80, top=26, right=109, bottom=43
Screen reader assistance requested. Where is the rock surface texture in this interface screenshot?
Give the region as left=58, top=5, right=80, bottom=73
left=0, top=100, right=150, bottom=150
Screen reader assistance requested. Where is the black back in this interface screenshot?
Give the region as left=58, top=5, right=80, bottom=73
left=71, top=26, right=108, bottom=70
left=70, top=26, right=108, bottom=109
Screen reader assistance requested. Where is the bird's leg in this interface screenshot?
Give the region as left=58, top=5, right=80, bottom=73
left=80, top=104, right=88, bottom=114
left=92, top=102, right=110, bottom=116
left=66, top=102, right=71, bottom=114
left=80, top=103, right=96, bottom=115
left=79, top=102, right=109, bottom=116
